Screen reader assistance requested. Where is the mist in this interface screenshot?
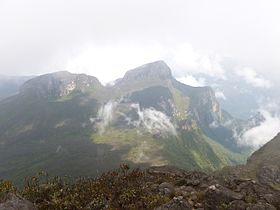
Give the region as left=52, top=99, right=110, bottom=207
left=93, top=101, right=177, bottom=137
left=131, top=104, right=177, bottom=136
left=1, top=0, right=280, bottom=84
left=240, top=110, right=280, bottom=149
left=96, top=100, right=118, bottom=134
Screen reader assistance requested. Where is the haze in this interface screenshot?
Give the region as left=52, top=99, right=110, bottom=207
left=0, top=0, right=279, bottom=84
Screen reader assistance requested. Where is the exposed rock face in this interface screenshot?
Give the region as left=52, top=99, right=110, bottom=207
left=190, top=86, right=222, bottom=125
left=120, top=60, right=172, bottom=85
left=0, top=193, right=37, bottom=210
left=20, top=71, right=102, bottom=98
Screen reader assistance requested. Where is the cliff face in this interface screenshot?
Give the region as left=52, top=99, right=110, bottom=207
left=119, top=60, right=172, bottom=85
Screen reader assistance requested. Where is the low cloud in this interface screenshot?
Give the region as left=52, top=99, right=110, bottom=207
left=236, top=67, right=272, bottom=88
left=215, top=90, right=226, bottom=100
left=66, top=43, right=166, bottom=84
left=93, top=102, right=177, bottom=137
left=240, top=110, right=280, bottom=149
left=63, top=42, right=227, bottom=84
left=176, top=75, right=206, bottom=87
left=131, top=104, right=177, bottom=136
left=96, top=100, right=118, bottom=133
left=170, top=43, right=226, bottom=80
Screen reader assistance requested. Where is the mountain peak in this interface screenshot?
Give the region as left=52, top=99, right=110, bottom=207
left=20, top=71, right=102, bottom=98
left=121, top=60, right=172, bottom=83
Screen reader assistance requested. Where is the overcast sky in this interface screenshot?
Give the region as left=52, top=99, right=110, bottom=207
left=0, top=0, right=280, bottom=84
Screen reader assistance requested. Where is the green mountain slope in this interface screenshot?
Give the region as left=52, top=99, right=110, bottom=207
left=0, top=61, right=248, bottom=184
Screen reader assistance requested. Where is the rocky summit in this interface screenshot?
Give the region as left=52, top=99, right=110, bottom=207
left=118, top=60, right=173, bottom=85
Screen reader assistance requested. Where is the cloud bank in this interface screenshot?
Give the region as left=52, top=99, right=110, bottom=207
left=96, top=100, right=118, bottom=133
left=215, top=90, right=227, bottom=100
left=1, top=0, right=280, bottom=86
left=236, top=67, right=272, bottom=88
left=170, top=44, right=226, bottom=79
left=176, top=75, right=206, bottom=87
left=131, top=104, right=177, bottom=136
left=240, top=110, right=280, bottom=149
left=94, top=102, right=177, bottom=137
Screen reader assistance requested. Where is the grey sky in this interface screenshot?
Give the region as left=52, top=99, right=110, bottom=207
left=0, top=0, right=279, bottom=84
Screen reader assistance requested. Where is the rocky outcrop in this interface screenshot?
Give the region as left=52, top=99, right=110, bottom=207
left=238, top=133, right=280, bottom=188
left=1, top=165, right=280, bottom=209
left=120, top=60, right=172, bottom=85
left=258, top=165, right=280, bottom=187
left=20, top=71, right=102, bottom=98
left=147, top=166, right=280, bottom=209
left=0, top=193, right=37, bottom=210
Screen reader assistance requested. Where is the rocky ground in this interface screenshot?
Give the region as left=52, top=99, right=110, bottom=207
left=148, top=166, right=280, bottom=210
left=0, top=193, right=36, bottom=210
left=1, top=165, right=280, bottom=210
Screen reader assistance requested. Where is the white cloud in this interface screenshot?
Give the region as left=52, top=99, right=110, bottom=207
left=64, top=42, right=227, bottom=84
left=96, top=100, right=118, bottom=133
left=131, top=104, right=177, bottom=136
left=240, top=110, right=280, bottom=149
left=1, top=0, right=280, bottom=82
left=257, top=97, right=280, bottom=113
left=176, top=75, right=206, bottom=87
left=209, top=121, right=219, bottom=128
left=65, top=43, right=166, bottom=84
left=94, top=102, right=177, bottom=137
left=142, top=108, right=177, bottom=136
left=236, top=67, right=272, bottom=88
left=215, top=90, right=226, bottom=100
left=169, top=43, right=226, bottom=79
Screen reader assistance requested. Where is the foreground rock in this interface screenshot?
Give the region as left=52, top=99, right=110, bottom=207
left=0, top=193, right=37, bottom=210
left=147, top=166, right=280, bottom=209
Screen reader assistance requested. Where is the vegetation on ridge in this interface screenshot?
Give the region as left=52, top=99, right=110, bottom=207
left=1, top=164, right=280, bottom=209
left=1, top=165, right=171, bottom=209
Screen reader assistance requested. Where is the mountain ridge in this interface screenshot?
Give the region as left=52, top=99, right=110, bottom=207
left=0, top=60, right=249, bottom=184
left=20, top=71, right=103, bottom=98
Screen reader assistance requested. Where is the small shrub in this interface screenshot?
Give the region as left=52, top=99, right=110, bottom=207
left=0, top=165, right=171, bottom=209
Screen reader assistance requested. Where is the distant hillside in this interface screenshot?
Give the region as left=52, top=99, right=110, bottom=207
left=0, top=75, right=33, bottom=100
left=0, top=61, right=249, bottom=184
